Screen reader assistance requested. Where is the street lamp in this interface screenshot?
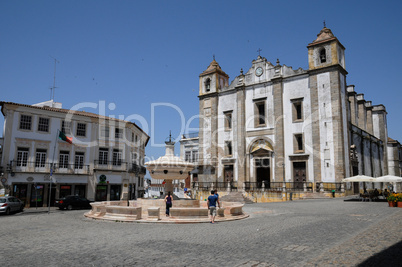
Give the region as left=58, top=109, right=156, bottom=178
left=282, top=163, right=286, bottom=192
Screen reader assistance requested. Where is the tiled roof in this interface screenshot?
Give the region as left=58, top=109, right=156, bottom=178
left=388, top=137, right=400, bottom=144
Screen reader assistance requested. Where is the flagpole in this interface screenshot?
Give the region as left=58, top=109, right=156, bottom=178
left=48, top=129, right=59, bottom=214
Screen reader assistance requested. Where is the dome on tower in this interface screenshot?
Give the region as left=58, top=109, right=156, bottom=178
left=308, top=26, right=339, bottom=47
left=200, top=59, right=229, bottom=77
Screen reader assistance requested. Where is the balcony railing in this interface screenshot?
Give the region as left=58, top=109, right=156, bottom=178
left=11, top=161, right=90, bottom=175
left=320, top=182, right=343, bottom=192
left=192, top=181, right=238, bottom=191
left=192, top=181, right=317, bottom=192
left=94, top=160, right=128, bottom=171
left=128, top=164, right=147, bottom=175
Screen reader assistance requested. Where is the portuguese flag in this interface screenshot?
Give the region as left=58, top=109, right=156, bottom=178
left=59, top=131, right=73, bottom=144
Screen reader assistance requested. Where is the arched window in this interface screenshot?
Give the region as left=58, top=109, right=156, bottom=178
left=319, top=48, right=326, bottom=63
left=205, top=78, right=211, bottom=92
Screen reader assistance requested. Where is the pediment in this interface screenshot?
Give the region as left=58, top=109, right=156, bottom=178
left=250, top=139, right=273, bottom=154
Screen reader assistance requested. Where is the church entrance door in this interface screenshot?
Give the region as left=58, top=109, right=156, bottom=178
left=293, top=162, right=306, bottom=190
left=256, top=158, right=270, bottom=188
left=224, top=165, right=233, bottom=183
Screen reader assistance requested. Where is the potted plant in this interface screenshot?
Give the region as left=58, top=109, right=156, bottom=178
left=387, top=193, right=397, bottom=207
left=396, top=193, right=402, bottom=208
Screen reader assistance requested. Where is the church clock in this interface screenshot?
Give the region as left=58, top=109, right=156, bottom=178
left=255, top=67, right=263, bottom=77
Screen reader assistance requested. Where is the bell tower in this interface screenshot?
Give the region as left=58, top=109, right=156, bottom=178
left=198, top=58, right=229, bottom=182
left=307, top=26, right=350, bottom=185
left=307, top=26, right=346, bottom=71
left=198, top=58, right=229, bottom=96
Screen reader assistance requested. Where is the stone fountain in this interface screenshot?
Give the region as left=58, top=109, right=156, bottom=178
left=144, top=134, right=194, bottom=197
left=84, top=134, right=248, bottom=223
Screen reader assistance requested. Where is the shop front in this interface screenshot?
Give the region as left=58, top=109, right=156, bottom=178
left=13, top=183, right=52, bottom=208
left=30, top=184, right=45, bottom=207
left=95, top=185, right=108, bottom=201
left=60, top=185, right=72, bottom=198
left=13, top=184, right=28, bottom=207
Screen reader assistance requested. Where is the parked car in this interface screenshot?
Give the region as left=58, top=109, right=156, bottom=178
left=0, top=196, right=24, bottom=215
left=55, top=195, right=92, bottom=210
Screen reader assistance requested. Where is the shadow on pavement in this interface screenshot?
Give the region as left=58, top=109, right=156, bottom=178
left=357, top=240, right=402, bottom=266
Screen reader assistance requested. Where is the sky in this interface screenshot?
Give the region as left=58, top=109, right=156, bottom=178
left=1, top=0, right=401, bottom=169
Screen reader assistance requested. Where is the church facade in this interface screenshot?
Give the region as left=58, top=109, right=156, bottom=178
left=190, top=27, right=401, bottom=191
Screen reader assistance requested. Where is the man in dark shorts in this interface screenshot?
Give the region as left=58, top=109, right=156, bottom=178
left=207, top=190, right=220, bottom=223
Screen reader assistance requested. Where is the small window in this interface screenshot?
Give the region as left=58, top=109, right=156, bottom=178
left=74, top=152, right=84, bottom=169
left=100, top=126, right=109, bottom=138
left=115, top=128, right=123, bottom=139
left=254, top=100, right=266, bottom=127
left=185, top=151, right=191, bottom=162
left=19, top=115, right=32, bottom=130
left=98, top=148, right=108, bottom=165
left=112, top=149, right=122, bottom=166
left=16, top=148, right=29, bottom=167
left=192, top=150, right=198, bottom=162
left=205, top=78, right=211, bottom=92
left=61, top=121, right=71, bottom=135
left=35, top=149, right=47, bottom=168
left=225, top=141, right=232, bottom=156
left=59, top=151, right=69, bottom=169
left=320, top=48, right=326, bottom=63
left=292, top=99, right=304, bottom=122
left=224, top=111, right=232, bottom=130
left=38, top=117, right=50, bottom=132
left=76, top=123, right=86, bottom=137
left=131, top=152, right=138, bottom=163
left=294, top=134, right=304, bottom=153
left=258, top=104, right=265, bottom=124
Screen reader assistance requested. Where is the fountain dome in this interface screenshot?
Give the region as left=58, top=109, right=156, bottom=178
left=145, top=134, right=194, bottom=194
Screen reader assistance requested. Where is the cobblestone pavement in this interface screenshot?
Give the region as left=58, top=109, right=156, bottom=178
left=0, top=198, right=401, bottom=267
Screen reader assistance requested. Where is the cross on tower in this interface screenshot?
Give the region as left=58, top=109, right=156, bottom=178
left=257, top=48, right=262, bottom=56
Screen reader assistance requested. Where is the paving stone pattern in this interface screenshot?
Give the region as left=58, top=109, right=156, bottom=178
left=0, top=198, right=401, bottom=266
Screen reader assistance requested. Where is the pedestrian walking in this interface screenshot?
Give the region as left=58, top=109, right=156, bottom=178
left=164, top=191, right=173, bottom=217
left=207, top=190, right=220, bottom=224
left=214, top=189, right=219, bottom=201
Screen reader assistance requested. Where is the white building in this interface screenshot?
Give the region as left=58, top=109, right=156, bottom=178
left=0, top=100, right=149, bottom=207
left=179, top=132, right=199, bottom=187
left=183, top=26, right=401, bottom=192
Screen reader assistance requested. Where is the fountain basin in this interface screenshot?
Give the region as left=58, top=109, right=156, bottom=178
left=84, top=199, right=248, bottom=223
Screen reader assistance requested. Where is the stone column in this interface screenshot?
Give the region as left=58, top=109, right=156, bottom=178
left=164, top=180, right=174, bottom=195
left=26, top=183, right=32, bottom=207
left=309, top=74, right=322, bottom=184
left=210, top=96, right=219, bottom=183
left=365, top=102, right=373, bottom=135
left=107, top=183, right=111, bottom=201
left=329, top=70, right=347, bottom=181
left=356, top=94, right=366, bottom=131
left=272, top=77, right=285, bottom=183
left=236, top=86, right=246, bottom=188
left=372, top=105, right=388, bottom=175
left=347, top=86, right=357, bottom=125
